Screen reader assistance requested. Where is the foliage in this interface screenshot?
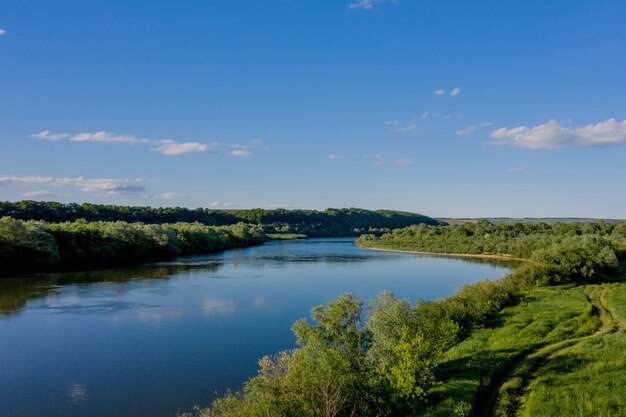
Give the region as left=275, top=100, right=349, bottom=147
left=0, top=217, right=267, bottom=274
left=358, top=220, right=626, bottom=259
left=0, top=217, right=59, bottom=272
left=0, top=201, right=441, bottom=237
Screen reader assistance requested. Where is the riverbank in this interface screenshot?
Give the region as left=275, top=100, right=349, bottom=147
left=0, top=218, right=269, bottom=276
left=358, top=245, right=528, bottom=262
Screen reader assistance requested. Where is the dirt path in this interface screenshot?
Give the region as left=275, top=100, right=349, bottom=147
left=473, top=285, right=621, bottom=417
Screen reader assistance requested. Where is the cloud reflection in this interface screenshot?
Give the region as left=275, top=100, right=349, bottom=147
left=67, top=383, right=88, bottom=404
left=137, top=307, right=183, bottom=324
left=202, top=297, right=235, bottom=316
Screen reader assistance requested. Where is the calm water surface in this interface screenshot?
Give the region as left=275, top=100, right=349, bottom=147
left=0, top=238, right=512, bottom=417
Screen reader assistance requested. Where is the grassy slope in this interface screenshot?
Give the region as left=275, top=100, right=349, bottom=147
left=520, top=284, right=626, bottom=417
left=419, top=285, right=603, bottom=417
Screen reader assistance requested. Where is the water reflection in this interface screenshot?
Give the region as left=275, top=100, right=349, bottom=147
left=202, top=297, right=236, bottom=316
left=68, top=383, right=88, bottom=404
left=0, top=248, right=518, bottom=317
left=0, top=263, right=223, bottom=317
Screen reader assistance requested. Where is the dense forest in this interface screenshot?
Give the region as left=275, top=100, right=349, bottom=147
left=0, top=217, right=267, bottom=275
left=358, top=221, right=626, bottom=287
left=0, top=201, right=441, bottom=236
left=357, top=220, right=626, bottom=257
left=0, top=201, right=441, bottom=274
left=183, top=221, right=626, bottom=417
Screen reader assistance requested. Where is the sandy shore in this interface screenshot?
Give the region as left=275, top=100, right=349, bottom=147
left=359, top=246, right=527, bottom=262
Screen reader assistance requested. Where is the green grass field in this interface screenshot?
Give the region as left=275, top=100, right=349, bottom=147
left=519, top=284, right=626, bottom=417
left=419, top=284, right=614, bottom=417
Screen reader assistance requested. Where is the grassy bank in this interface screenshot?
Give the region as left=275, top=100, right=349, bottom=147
left=518, top=284, right=626, bottom=417
left=421, top=283, right=621, bottom=416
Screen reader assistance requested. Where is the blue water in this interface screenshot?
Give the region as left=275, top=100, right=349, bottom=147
left=0, top=238, right=512, bottom=417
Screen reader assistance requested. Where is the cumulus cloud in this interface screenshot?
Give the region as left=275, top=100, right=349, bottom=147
left=456, top=122, right=493, bottom=137
left=328, top=154, right=344, bottom=160
left=151, top=140, right=212, bottom=155
left=0, top=175, right=145, bottom=195
left=433, top=87, right=461, bottom=96
left=230, top=149, right=252, bottom=157
left=394, top=159, right=413, bottom=166
left=30, top=130, right=148, bottom=144
left=490, top=118, right=626, bottom=149
left=29, top=130, right=261, bottom=158
left=0, top=29, right=6, bottom=36
left=349, top=0, right=398, bottom=9
left=71, top=131, right=149, bottom=144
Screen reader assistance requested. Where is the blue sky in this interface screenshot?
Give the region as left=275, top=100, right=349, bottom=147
left=1, top=0, right=625, bottom=218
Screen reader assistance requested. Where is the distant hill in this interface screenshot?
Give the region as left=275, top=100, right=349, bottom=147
left=0, top=201, right=442, bottom=237
left=438, top=217, right=626, bottom=225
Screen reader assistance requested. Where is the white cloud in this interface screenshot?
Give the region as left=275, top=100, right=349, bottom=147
left=21, top=190, right=57, bottom=198
left=394, top=159, right=413, bottom=166
left=328, top=154, right=344, bottom=160
left=30, top=130, right=71, bottom=141
left=456, top=122, right=493, bottom=137
left=0, top=29, right=6, bottom=36
left=490, top=118, right=626, bottom=149
left=393, top=124, right=417, bottom=132
left=151, top=192, right=187, bottom=200
left=433, top=87, right=461, bottom=96
left=29, top=130, right=261, bottom=158
left=349, top=0, right=397, bottom=10
left=230, top=149, right=252, bottom=157
left=0, top=175, right=145, bottom=195
left=386, top=118, right=417, bottom=132
left=71, top=131, right=149, bottom=144
left=209, top=201, right=233, bottom=208
left=30, top=130, right=148, bottom=144
left=151, top=140, right=212, bottom=155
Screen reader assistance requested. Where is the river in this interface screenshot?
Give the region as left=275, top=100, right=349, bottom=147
left=0, top=237, right=512, bottom=417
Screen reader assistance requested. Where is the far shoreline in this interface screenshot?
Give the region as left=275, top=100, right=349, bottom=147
left=358, top=245, right=528, bottom=262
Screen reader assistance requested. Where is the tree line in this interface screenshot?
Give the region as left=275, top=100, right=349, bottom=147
left=0, top=201, right=441, bottom=236
left=0, top=217, right=267, bottom=275
left=184, top=221, right=626, bottom=417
